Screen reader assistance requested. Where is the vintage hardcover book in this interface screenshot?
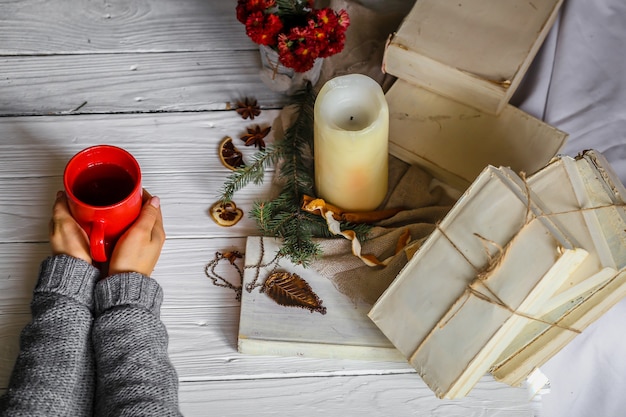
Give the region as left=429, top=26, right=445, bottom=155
left=368, top=163, right=586, bottom=398
left=411, top=220, right=587, bottom=399
left=386, top=79, right=567, bottom=191
left=237, top=236, right=405, bottom=362
left=383, top=0, right=564, bottom=115
left=491, top=268, right=626, bottom=386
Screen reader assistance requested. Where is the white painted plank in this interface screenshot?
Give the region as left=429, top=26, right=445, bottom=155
left=0, top=0, right=251, bottom=54
left=0, top=240, right=248, bottom=313
left=0, top=313, right=32, bottom=389
left=0, top=172, right=274, bottom=242
left=164, top=307, right=416, bottom=382
left=178, top=375, right=536, bottom=417
left=0, top=244, right=50, bottom=313
left=0, top=52, right=289, bottom=115
left=0, top=110, right=280, bottom=178
left=0, top=111, right=282, bottom=242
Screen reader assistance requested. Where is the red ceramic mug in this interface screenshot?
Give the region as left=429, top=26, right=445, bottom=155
left=63, top=145, right=143, bottom=263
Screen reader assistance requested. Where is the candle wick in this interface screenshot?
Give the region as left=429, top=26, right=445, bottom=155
left=350, top=116, right=354, bottom=121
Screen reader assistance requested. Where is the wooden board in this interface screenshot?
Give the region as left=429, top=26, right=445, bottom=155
left=0, top=52, right=289, bottom=115
left=0, top=0, right=250, bottom=54
left=178, top=374, right=537, bottom=417
left=0, top=0, right=543, bottom=414
left=238, top=237, right=404, bottom=362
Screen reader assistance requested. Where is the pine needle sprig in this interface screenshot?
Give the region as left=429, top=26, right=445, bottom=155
left=274, top=0, right=313, bottom=18
left=218, top=145, right=282, bottom=204
left=219, top=83, right=372, bottom=266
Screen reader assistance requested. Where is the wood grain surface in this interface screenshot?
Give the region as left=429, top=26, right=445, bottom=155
left=0, top=0, right=537, bottom=414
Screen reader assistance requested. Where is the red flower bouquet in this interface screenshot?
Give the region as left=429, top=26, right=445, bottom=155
left=236, top=0, right=350, bottom=73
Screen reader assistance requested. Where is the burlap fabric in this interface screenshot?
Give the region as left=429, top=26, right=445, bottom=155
left=270, top=0, right=456, bottom=306
left=311, top=158, right=454, bottom=305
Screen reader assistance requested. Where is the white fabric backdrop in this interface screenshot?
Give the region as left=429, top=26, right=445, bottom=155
left=513, top=1, right=626, bottom=416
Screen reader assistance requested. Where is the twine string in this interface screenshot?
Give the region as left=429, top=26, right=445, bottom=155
left=432, top=211, right=582, bottom=335
left=204, top=236, right=283, bottom=299
left=408, top=184, right=600, bottom=362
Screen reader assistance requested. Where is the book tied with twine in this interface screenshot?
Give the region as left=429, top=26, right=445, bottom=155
left=369, top=150, right=626, bottom=399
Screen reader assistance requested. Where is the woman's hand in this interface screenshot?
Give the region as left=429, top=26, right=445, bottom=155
left=49, top=191, right=92, bottom=264
left=108, top=190, right=166, bottom=277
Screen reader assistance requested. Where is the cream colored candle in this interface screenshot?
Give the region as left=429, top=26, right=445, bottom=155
left=314, top=74, right=389, bottom=211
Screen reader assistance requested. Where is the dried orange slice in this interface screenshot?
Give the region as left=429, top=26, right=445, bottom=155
left=209, top=201, right=244, bottom=227
left=218, top=136, right=245, bottom=170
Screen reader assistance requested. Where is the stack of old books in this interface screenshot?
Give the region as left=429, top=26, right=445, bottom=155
left=372, top=0, right=626, bottom=399
left=237, top=0, right=626, bottom=401
left=369, top=150, right=626, bottom=398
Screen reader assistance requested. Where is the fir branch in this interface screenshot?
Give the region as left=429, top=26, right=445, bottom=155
left=279, top=224, right=321, bottom=267
left=253, top=84, right=324, bottom=265
left=219, top=83, right=372, bottom=266
left=218, top=145, right=282, bottom=203
left=274, top=0, right=312, bottom=17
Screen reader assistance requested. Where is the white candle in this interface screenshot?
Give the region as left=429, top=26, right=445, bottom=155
left=314, top=74, right=389, bottom=212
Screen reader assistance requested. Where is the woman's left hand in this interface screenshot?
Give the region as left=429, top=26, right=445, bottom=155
left=49, top=191, right=92, bottom=264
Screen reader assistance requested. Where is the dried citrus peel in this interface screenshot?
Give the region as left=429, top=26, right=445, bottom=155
left=301, top=195, right=403, bottom=223
left=301, top=197, right=411, bottom=267
left=209, top=201, right=244, bottom=227
left=219, top=137, right=245, bottom=171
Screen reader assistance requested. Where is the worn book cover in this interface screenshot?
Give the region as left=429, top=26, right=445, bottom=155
left=383, top=0, right=563, bottom=114
left=370, top=151, right=626, bottom=398
left=386, top=79, right=567, bottom=191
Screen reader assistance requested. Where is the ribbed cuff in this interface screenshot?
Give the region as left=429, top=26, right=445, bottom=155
left=36, top=255, right=101, bottom=308
left=94, top=273, right=163, bottom=318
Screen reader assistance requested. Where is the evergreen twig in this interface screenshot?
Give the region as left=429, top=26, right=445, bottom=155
left=219, top=146, right=282, bottom=204
left=218, top=83, right=371, bottom=266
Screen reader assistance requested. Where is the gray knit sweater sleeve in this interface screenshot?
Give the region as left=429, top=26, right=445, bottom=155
left=92, top=272, right=182, bottom=417
left=0, top=255, right=100, bottom=417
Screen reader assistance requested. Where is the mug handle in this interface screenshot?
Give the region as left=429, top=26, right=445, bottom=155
left=90, top=218, right=108, bottom=263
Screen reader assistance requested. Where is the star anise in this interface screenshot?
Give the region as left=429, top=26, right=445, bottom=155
left=236, top=97, right=261, bottom=120
left=240, top=125, right=271, bottom=150
left=221, top=251, right=243, bottom=265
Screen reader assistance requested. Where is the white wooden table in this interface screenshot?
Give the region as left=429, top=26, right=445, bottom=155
left=0, top=1, right=542, bottom=415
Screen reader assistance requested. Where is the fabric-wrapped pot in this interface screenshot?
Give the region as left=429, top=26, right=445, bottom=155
left=258, top=45, right=323, bottom=95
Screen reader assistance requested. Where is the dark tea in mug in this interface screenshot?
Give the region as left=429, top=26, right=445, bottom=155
left=72, top=164, right=135, bottom=207
left=63, top=145, right=143, bottom=262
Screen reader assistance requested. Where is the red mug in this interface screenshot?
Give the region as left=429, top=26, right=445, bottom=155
left=63, top=145, right=143, bottom=263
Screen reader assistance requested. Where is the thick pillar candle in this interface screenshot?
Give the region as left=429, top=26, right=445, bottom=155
left=314, top=74, right=389, bottom=211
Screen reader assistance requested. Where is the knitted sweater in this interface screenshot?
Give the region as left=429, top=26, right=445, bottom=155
left=0, top=255, right=182, bottom=416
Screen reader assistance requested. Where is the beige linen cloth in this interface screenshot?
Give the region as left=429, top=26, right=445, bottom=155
left=312, top=159, right=454, bottom=306
left=271, top=1, right=455, bottom=306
